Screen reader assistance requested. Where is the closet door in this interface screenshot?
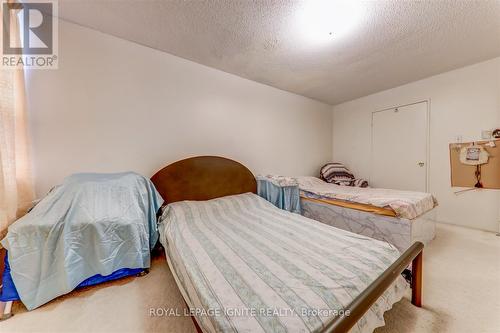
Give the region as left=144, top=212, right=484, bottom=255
left=371, top=101, right=428, bottom=192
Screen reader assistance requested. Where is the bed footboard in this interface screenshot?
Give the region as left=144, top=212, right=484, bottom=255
left=322, top=241, right=424, bottom=333
left=411, top=249, right=423, bottom=307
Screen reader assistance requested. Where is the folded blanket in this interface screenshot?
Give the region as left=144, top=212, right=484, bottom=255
left=320, top=163, right=369, bottom=187
left=352, top=178, right=369, bottom=188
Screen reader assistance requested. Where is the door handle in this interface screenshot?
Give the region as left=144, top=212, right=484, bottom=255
left=418, top=162, right=425, bottom=167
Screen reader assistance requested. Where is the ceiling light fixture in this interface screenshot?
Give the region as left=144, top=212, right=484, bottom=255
left=296, top=0, right=365, bottom=44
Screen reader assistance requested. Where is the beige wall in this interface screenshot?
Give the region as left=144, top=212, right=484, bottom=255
left=27, top=20, right=498, bottom=232
left=26, top=20, right=332, bottom=196
left=332, top=57, right=500, bottom=232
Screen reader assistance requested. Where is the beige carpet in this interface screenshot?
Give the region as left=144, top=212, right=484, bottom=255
left=1, top=223, right=499, bottom=333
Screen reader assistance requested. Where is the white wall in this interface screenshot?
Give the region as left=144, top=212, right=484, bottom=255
left=26, top=20, right=332, bottom=196
left=332, top=57, right=500, bottom=232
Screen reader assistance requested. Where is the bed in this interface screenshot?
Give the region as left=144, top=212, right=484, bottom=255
left=0, top=172, right=163, bottom=319
left=297, top=177, right=437, bottom=253
left=152, top=156, right=425, bottom=333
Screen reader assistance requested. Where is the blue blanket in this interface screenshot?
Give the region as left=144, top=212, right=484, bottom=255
left=0, top=172, right=163, bottom=310
left=0, top=253, right=144, bottom=302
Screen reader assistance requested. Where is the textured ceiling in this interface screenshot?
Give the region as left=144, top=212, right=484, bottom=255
left=57, top=0, right=500, bottom=105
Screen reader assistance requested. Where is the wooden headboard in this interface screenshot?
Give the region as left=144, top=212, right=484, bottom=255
left=151, top=156, right=257, bottom=204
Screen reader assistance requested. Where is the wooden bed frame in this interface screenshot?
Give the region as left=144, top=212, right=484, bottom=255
left=151, top=156, right=424, bottom=333
left=151, top=155, right=257, bottom=204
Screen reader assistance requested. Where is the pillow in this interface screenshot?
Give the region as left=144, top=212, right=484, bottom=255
left=320, top=163, right=354, bottom=185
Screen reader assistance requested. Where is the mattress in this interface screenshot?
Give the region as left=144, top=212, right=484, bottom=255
left=159, top=193, right=408, bottom=333
left=297, top=177, right=437, bottom=220
left=301, top=198, right=436, bottom=253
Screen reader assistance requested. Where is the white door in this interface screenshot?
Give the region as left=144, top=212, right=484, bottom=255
left=371, top=101, right=428, bottom=192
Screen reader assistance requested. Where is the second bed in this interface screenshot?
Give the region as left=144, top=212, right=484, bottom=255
left=297, top=177, right=437, bottom=253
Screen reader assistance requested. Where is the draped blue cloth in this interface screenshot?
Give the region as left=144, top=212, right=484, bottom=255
left=0, top=172, right=163, bottom=310
left=0, top=253, right=143, bottom=302
left=256, top=177, right=301, bottom=214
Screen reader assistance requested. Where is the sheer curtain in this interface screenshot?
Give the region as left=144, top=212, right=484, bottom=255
left=0, top=2, right=35, bottom=238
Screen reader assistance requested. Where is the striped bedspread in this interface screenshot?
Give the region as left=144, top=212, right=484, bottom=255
left=159, top=193, right=407, bottom=333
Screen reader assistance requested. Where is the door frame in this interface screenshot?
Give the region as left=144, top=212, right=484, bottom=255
left=370, top=99, right=431, bottom=192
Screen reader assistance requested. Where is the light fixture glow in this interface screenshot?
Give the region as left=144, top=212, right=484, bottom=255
left=296, top=0, right=365, bottom=44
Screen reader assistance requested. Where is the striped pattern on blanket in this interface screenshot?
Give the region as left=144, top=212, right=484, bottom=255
left=320, top=163, right=354, bottom=185
left=320, top=163, right=369, bottom=188
left=159, top=193, right=407, bottom=333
